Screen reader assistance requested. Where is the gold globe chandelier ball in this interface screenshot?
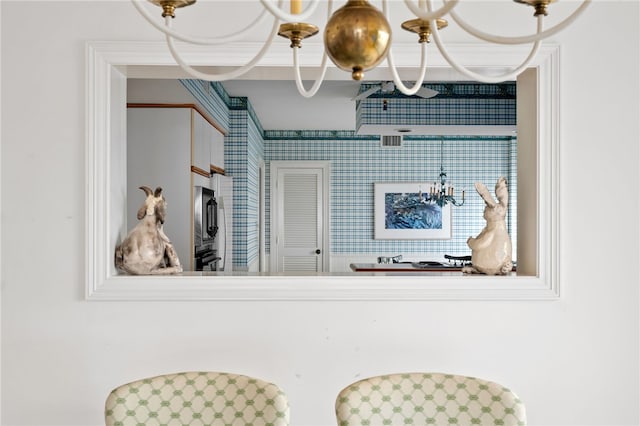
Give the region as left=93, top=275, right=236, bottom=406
left=323, top=0, right=392, bottom=81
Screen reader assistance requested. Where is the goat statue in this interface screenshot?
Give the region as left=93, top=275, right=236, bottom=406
left=114, top=186, right=183, bottom=275
left=462, top=177, right=513, bottom=275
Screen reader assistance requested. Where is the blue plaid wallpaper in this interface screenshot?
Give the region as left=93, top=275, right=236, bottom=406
left=245, top=112, right=264, bottom=268
left=181, top=80, right=518, bottom=268
left=264, top=136, right=517, bottom=257
left=225, top=110, right=249, bottom=268
left=357, top=98, right=516, bottom=129
left=228, top=98, right=264, bottom=269
left=179, top=80, right=230, bottom=130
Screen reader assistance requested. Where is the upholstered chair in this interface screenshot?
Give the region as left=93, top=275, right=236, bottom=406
left=335, top=372, right=526, bottom=426
left=105, top=371, right=290, bottom=426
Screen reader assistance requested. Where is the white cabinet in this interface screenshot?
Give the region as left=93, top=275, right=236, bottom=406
left=192, top=106, right=225, bottom=175
left=192, top=109, right=225, bottom=175
left=191, top=110, right=213, bottom=175
left=127, top=104, right=225, bottom=270
left=210, top=128, right=225, bottom=174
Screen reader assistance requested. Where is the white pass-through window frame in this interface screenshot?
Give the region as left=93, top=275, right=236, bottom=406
left=86, top=41, right=560, bottom=301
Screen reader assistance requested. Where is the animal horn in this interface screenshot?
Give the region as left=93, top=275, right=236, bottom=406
left=139, top=186, right=153, bottom=196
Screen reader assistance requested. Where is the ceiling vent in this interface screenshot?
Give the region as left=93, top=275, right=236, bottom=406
left=381, top=135, right=403, bottom=148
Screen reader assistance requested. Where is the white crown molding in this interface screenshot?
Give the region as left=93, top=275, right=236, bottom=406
left=86, top=40, right=560, bottom=301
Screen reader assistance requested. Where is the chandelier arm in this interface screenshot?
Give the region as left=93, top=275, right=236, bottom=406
left=259, top=0, right=321, bottom=23
left=447, top=0, right=591, bottom=45
left=387, top=44, right=429, bottom=96
left=290, top=0, right=333, bottom=98
left=403, top=0, right=459, bottom=21
left=293, top=48, right=329, bottom=98
left=164, top=15, right=281, bottom=81
left=131, top=0, right=273, bottom=45
left=429, top=7, right=543, bottom=83
left=383, top=0, right=429, bottom=95
left=293, top=0, right=333, bottom=98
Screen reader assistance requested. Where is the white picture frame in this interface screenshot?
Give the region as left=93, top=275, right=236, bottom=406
left=374, top=182, right=452, bottom=239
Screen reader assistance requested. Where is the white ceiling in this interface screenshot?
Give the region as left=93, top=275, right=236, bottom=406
left=126, top=70, right=470, bottom=133
left=221, top=79, right=362, bottom=131
left=220, top=72, right=468, bottom=132
left=214, top=58, right=472, bottom=132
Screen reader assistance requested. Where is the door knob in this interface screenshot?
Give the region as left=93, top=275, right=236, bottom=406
left=315, top=249, right=321, bottom=254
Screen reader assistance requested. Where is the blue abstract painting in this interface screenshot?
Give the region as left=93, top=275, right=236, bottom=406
left=384, top=192, right=442, bottom=230
left=375, top=182, right=451, bottom=240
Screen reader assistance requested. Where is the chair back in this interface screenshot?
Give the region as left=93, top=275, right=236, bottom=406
left=335, top=372, right=526, bottom=426
left=105, top=371, right=290, bottom=426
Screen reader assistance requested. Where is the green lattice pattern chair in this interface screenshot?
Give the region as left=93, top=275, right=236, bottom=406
left=105, top=371, right=290, bottom=426
left=335, top=372, right=526, bottom=426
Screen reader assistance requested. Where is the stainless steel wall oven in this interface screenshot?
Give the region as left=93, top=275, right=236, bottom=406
left=194, top=185, right=220, bottom=270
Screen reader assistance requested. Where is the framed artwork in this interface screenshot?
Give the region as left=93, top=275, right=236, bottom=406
left=374, top=182, right=452, bottom=240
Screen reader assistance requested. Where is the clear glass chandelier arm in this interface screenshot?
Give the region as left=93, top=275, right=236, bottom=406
left=403, top=0, right=459, bottom=21
left=259, top=0, right=321, bottom=23
left=164, top=15, right=280, bottom=81
left=382, top=0, right=429, bottom=95
left=293, top=47, right=329, bottom=98
left=131, top=0, right=272, bottom=45
left=429, top=13, right=543, bottom=83
left=447, top=0, right=591, bottom=45
left=386, top=43, right=429, bottom=95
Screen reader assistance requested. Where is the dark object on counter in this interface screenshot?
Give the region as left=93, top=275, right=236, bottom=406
left=444, top=254, right=472, bottom=267
left=411, top=261, right=450, bottom=269
left=373, top=254, right=472, bottom=270
left=350, top=262, right=462, bottom=272
left=444, top=254, right=472, bottom=261
left=377, top=254, right=403, bottom=264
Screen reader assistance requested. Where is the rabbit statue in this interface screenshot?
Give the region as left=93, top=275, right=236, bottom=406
left=462, top=177, right=513, bottom=275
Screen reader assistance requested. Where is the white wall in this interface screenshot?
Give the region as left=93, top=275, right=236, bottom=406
left=1, top=2, right=639, bottom=425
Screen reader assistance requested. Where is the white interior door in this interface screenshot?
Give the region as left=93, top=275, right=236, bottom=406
left=270, top=161, right=330, bottom=273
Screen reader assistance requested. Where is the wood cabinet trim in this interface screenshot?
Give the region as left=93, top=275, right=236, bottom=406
left=210, top=165, right=225, bottom=176
left=191, top=166, right=211, bottom=178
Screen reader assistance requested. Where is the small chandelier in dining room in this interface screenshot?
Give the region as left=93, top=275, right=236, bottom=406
left=132, top=0, right=590, bottom=98
left=421, top=140, right=464, bottom=208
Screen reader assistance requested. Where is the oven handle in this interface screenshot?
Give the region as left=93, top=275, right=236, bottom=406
left=218, top=202, right=227, bottom=271
left=206, top=197, right=218, bottom=239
